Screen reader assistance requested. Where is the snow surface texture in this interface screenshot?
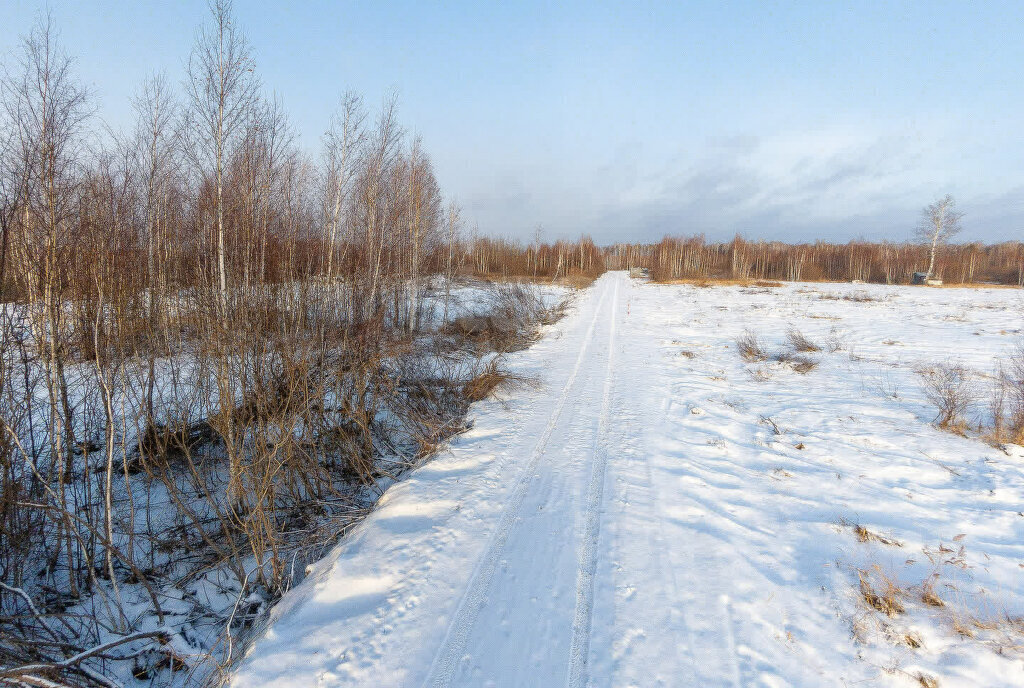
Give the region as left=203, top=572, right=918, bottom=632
left=232, top=272, right=1024, bottom=687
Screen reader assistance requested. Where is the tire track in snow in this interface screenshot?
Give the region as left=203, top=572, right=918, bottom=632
left=607, top=389, right=699, bottom=686
left=421, top=278, right=613, bottom=688
left=649, top=394, right=705, bottom=682
left=566, top=276, right=618, bottom=688
left=656, top=392, right=745, bottom=688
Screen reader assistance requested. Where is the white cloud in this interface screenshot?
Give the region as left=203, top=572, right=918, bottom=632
left=462, top=119, right=1024, bottom=243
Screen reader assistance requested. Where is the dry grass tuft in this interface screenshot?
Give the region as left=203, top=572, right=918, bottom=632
left=462, top=358, right=531, bottom=403
left=951, top=618, right=976, bottom=638
left=736, top=329, right=820, bottom=372
left=553, top=273, right=598, bottom=289
left=921, top=580, right=945, bottom=608
left=859, top=566, right=905, bottom=617
left=786, top=329, right=821, bottom=352
left=663, top=277, right=783, bottom=287
left=791, top=359, right=817, bottom=374
left=849, top=522, right=903, bottom=547
left=774, top=350, right=819, bottom=374
left=847, top=539, right=1024, bottom=665
left=818, top=291, right=882, bottom=302
left=917, top=672, right=940, bottom=688
left=787, top=355, right=818, bottom=374
left=736, top=329, right=769, bottom=362
left=904, top=632, right=923, bottom=649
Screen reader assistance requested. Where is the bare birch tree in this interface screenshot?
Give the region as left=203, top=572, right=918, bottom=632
left=322, top=91, right=365, bottom=281
left=917, top=194, right=963, bottom=279
left=359, top=93, right=402, bottom=319
left=442, top=200, right=462, bottom=324
left=130, top=74, right=178, bottom=415
left=405, top=136, right=441, bottom=332
left=1, top=10, right=92, bottom=594
left=183, top=0, right=258, bottom=312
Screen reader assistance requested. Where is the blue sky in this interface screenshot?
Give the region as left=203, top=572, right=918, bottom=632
left=3, top=1, right=1022, bottom=243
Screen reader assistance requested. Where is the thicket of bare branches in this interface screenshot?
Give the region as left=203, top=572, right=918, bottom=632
left=991, top=346, right=1024, bottom=445
left=452, top=235, right=604, bottom=286
left=919, top=346, right=1024, bottom=446
left=0, top=7, right=590, bottom=687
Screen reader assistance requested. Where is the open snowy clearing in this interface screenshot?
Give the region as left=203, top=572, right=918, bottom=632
left=233, top=271, right=1024, bottom=688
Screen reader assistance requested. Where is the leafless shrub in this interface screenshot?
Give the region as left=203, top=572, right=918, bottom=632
left=445, top=314, right=506, bottom=348
left=919, top=364, right=975, bottom=433
left=736, top=329, right=768, bottom=362
left=989, top=347, right=1024, bottom=445
left=446, top=282, right=559, bottom=354
left=491, top=281, right=553, bottom=327
left=874, top=372, right=902, bottom=400
left=392, top=354, right=533, bottom=459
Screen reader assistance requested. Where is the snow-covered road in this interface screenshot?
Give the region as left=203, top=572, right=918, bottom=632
left=234, top=272, right=1024, bottom=687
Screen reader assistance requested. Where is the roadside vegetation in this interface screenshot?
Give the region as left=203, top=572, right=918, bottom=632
left=0, top=5, right=600, bottom=686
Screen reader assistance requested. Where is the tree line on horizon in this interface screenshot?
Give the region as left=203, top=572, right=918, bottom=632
left=607, top=234, right=1023, bottom=285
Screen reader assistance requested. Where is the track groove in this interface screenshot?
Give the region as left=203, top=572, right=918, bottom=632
left=421, top=279, right=612, bottom=688
left=566, top=276, right=618, bottom=688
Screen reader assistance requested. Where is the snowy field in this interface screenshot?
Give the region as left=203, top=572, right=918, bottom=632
left=233, top=272, right=1024, bottom=688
